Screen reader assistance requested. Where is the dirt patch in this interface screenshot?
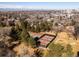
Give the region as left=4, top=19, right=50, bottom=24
left=13, top=42, right=35, bottom=57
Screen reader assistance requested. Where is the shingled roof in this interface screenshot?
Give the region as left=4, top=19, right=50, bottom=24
left=38, top=34, right=56, bottom=48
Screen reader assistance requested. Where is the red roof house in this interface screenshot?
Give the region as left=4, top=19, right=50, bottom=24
left=38, top=34, right=56, bottom=48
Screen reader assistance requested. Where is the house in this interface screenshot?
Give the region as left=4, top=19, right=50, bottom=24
left=37, top=34, right=56, bottom=48
left=29, top=32, right=45, bottom=38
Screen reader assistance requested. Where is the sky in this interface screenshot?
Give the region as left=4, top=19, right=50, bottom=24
left=0, top=2, right=79, bottom=9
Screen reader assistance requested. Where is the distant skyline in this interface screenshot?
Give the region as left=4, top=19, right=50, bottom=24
left=0, top=2, right=79, bottom=9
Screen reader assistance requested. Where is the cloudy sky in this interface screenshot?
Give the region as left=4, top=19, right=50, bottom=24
left=0, top=2, right=79, bottom=9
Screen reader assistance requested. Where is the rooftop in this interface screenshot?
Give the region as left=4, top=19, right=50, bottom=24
left=38, top=34, right=56, bottom=48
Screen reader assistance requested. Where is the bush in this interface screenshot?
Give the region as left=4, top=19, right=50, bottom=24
left=46, top=43, right=64, bottom=57
left=10, top=26, right=20, bottom=40
left=45, top=43, right=74, bottom=57
left=65, top=44, right=74, bottom=57
left=0, top=22, right=6, bottom=27
left=28, top=37, right=36, bottom=48
left=20, top=29, right=30, bottom=42
left=74, top=23, right=79, bottom=40
left=35, top=49, right=44, bottom=57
